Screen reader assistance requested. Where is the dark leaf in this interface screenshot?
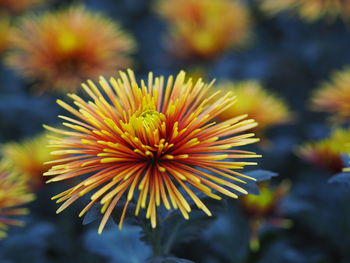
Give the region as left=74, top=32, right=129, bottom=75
left=148, top=257, right=195, bottom=263
left=328, top=172, right=350, bottom=186
left=245, top=170, right=279, bottom=182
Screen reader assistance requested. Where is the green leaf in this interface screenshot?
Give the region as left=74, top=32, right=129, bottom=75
left=245, top=169, right=278, bottom=182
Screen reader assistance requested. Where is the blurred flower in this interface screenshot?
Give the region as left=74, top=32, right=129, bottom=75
left=44, top=70, right=261, bottom=233
left=6, top=7, right=136, bottom=92
left=0, top=0, right=43, bottom=15
left=214, top=81, right=293, bottom=133
left=0, top=16, right=12, bottom=56
left=260, top=0, right=350, bottom=22
left=1, top=133, right=56, bottom=189
left=241, top=180, right=291, bottom=251
left=311, top=68, right=350, bottom=123
left=0, top=163, right=35, bottom=239
left=297, top=128, right=350, bottom=173
left=157, top=0, right=252, bottom=60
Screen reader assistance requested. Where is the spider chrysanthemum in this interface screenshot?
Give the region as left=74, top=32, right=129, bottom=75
left=44, top=70, right=261, bottom=233
left=157, top=0, right=252, bottom=59
left=297, top=128, right=350, bottom=172
left=214, top=81, right=292, bottom=132
left=0, top=164, right=34, bottom=239
left=260, top=0, right=350, bottom=22
left=2, top=133, right=56, bottom=189
left=6, top=7, right=136, bottom=92
left=311, top=68, right=350, bottom=122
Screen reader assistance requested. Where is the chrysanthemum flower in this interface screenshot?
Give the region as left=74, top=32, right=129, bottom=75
left=157, top=0, right=252, bottom=60
left=214, top=81, right=292, bottom=133
left=1, top=133, right=57, bottom=189
left=0, top=0, right=43, bottom=15
left=0, top=163, right=34, bottom=239
left=0, top=16, right=12, bottom=56
left=6, top=7, right=135, bottom=92
left=311, top=68, right=350, bottom=122
left=297, top=128, right=350, bottom=172
left=260, top=0, right=350, bottom=22
left=44, top=70, right=261, bottom=233
left=241, top=181, right=290, bottom=250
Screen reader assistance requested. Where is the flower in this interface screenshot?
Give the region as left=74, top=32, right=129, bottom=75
left=0, top=0, right=43, bottom=15
left=260, top=0, right=350, bottom=22
left=44, top=70, right=261, bottom=233
left=311, top=68, right=350, bottom=122
left=157, top=0, right=252, bottom=60
left=6, top=7, right=136, bottom=92
left=297, top=128, right=350, bottom=172
left=1, top=133, right=57, bottom=189
left=0, top=16, right=12, bottom=56
left=0, top=163, right=35, bottom=239
left=241, top=180, right=290, bottom=251
left=214, top=81, right=292, bottom=133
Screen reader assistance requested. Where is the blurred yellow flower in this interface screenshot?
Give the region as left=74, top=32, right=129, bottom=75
left=157, top=0, right=252, bottom=59
left=297, top=128, right=350, bottom=172
left=215, top=81, right=292, bottom=133
left=0, top=0, right=43, bottom=14
left=241, top=180, right=291, bottom=251
left=44, top=70, right=261, bottom=233
left=260, top=0, right=350, bottom=22
left=311, top=68, right=350, bottom=123
left=0, top=164, right=34, bottom=239
left=0, top=16, right=12, bottom=56
left=1, top=133, right=57, bottom=189
left=6, top=7, right=136, bottom=92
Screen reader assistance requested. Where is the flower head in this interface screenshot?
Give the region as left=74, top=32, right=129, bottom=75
left=0, top=0, right=43, bottom=15
left=214, top=81, right=292, bottom=132
left=311, top=68, right=350, bottom=122
left=0, top=16, right=12, bottom=56
left=260, top=0, right=350, bottom=22
left=297, top=128, right=350, bottom=172
left=157, top=0, right=252, bottom=59
left=0, top=163, right=34, bottom=239
left=2, top=133, right=57, bottom=189
left=44, top=70, right=261, bottom=233
left=6, top=7, right=135, bottom=92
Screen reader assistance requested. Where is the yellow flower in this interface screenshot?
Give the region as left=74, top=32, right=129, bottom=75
left=1, top=133, right=57, bottom=189
left=311, top=68, right=350, bottom=122
left=157, top=0, right=252, bottom=59
left=297, top=128, right=350, bottom=172
left=214, top=81, right=292, bottom=132
left=6, top=7, right=136, bottom=92
left=0, top=163, right=34, bottom=239
left=260, top=0, right=350, bottom=22
left=44, top=70, right=261, bottom=233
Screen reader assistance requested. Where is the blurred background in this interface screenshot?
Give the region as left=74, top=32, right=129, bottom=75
left=1, top=0, right=350, bottom=262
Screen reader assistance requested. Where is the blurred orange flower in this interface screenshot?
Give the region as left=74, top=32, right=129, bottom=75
left=44, top=70, right=261, bottom=233
left=297, top=128, right=350, bottom=173
left=0, top=0, right=43, bottom=14
left=157, top=0, right=252, bottom=59
left=0, top=163, right=34, bottom=239
left=215, top=81, right=293, bottom=133
left=311, top=68, right=350, bottom=123
left=6, top=7, right=136, bottom=92
left=2, top=133, right=58, bottom=189
left=260, top=0, right=350, bottom=22
left=0, top=16, right=12, bottom=56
